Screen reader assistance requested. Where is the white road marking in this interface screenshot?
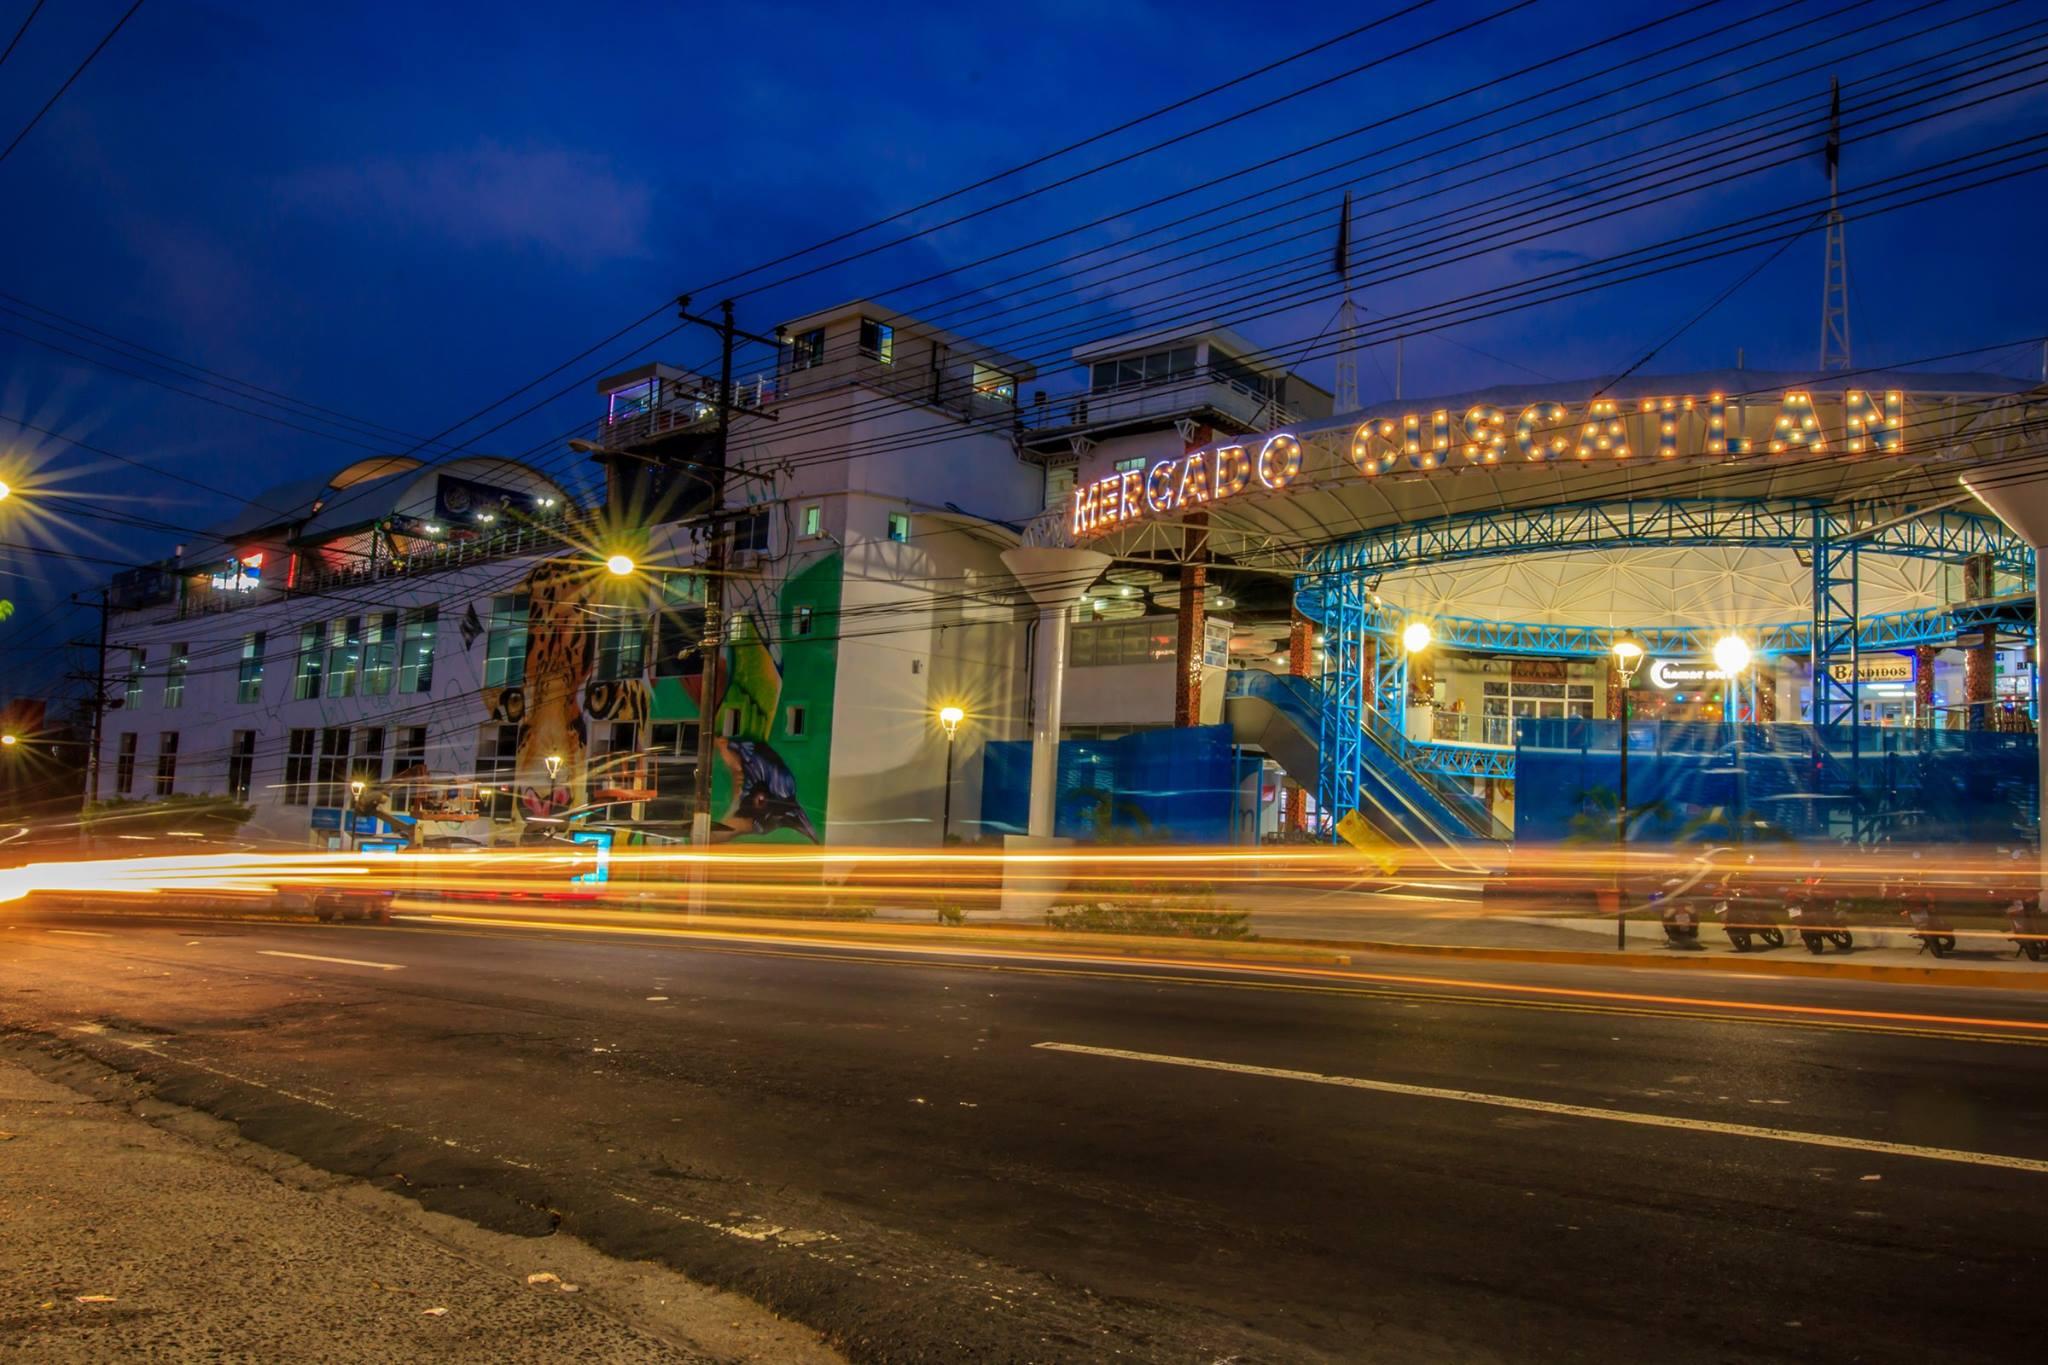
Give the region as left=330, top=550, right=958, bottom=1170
left=257, top=949, right=403, bottom=972
left=46, top=928, right=112, bottom=938
left=1035, top=1043, right=2048, bottom=1176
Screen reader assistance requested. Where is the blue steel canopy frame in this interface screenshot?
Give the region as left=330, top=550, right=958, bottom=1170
left=1300, top=499, right=2029, bottom=579
left=1292, top=496, right=2040, bottom=832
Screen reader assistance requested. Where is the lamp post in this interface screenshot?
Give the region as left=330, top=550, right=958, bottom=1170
left=1611, top=634, right=1645, bottom=949
left=938, top=706, right=965, bottom=845
left=1713, top=634, right=1751, bottom=723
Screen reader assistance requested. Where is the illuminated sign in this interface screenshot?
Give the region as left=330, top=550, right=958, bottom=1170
left=1826, top=654, right=1915, bottom=684
left=1071, top=388, right=1906, bottom=539
left=1647, top=659, right=1739, bottom=691
left=209, top=552, right=263, bottom=592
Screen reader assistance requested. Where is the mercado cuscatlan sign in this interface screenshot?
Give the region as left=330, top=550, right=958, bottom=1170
left=1070, top=387, right=1906, bottom=539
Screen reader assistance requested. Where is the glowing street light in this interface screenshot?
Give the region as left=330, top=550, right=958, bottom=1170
left=937, top=705, right=966, bottom=845
left=1401, top=620, right=1432, bottom=653
left=1712, top=634, right=1752, bottom=677
left=0, top=733, right=16, bottom=746
left=605, top=553, right=636, bottom=576
left=544, top=753, right=563, bottom=782
left=1611, top=633, right=1646, bottom=951
left=0, top=479, right=10, bottom=502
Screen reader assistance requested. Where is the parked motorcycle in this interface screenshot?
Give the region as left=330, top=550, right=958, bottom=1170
left=1661, top=894, right=1702, bottom=946
left=2005, top=895, right=2048, bottom=962
left=1786, top=877, right=1854, bottom=953
left=1901, top=899, right=1957, bottom=958
left=1716, top=887, right=1785, bottom=951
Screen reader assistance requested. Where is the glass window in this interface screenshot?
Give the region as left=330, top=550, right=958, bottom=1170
left=887, top=512, right=910, bottom=543
left=484, top=595, right=528, bottom=688
left=237, top=632, right=266, bottom=703
left=859, top=317, right=894, bottom=364
left=162, top=643, right=188, bottom=709
left=595, top=612, right=647, bottom=682
left=393, top=726, right=427, bottom=775
left=227, top=730, right=255, bottom=803
left=324, top=617, right=361, bottom=699
left=354, top=727, right=385, bottom=785
left=1089, top=362, right=1117, bottom=394
left=284, top=729, right=314, bottom=805
left=315, top=728, right=352, bottom=807
left=790, top=328, right=825, bottom=370
left=654, top=575, right=705, bottom=679
left=154, top=732, right=179, bottom=796
left=733, top=508, right=769, bottom=552
left=294, top=626, right=323, bottom=700
left=115, top=733, right=137, bottom=795
left=361, top=612, right=398, bottom=696
left=399, top=608, right=437, bottom=693
left=801, top=504, right=822, bottom=537
left=972, top=363, right=1014, bottom=402
left=123, top=648, right=146, bottom=710
left=794, top=605, right=813, bottom=637
left=785, top=704, right=806, bottom=739
left=476, top=723, right=521, bottom=821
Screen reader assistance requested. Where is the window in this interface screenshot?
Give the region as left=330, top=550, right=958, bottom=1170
left=393, top=726, right=427, bottom=776
left=794, top=605, right=814, bottom=637
left=790, top=327, right=825, bottom=370
left=1208, top=349, right=1274, bottom=399
left=859, top=317, right=893, bottom=364
left=237, top=632, right=266, bottom=703
left=801, top=504, right=822, bottom=538
left=398, top=607, right=437, bottom=693
left=784, top=704, right=807, bottom=739
left=972, top=363, right=1015, bottom=402
left=284, top=729, right=315, bottom=805
left=732, top=508, right=770, bottom=553
left=353, top=727, right=385, bottom=786
left=324, top=617, right=362, bottom=698
left=115, top=733, right=137, bottom=795
left=887, top=512, right=910, bottom=543
left=314, top=727, right=352, bottom=807
left=1113, top=456, right=1145, bottom=474
left=595, top=611, right=647, bottom=682
left=484, top=595, right=529, bottom=688
left=1068, top=617, right=1177, bottom=668
left=162, top=643, right=188, bottom=709
left=227, top=731, right=255, bottom=803
left=154, top=732, right=179, bottom=797
left=646, top=722, right=699, bottom=823
left=1089, top=346, right=1196, bottom=394
left=123, top=648, right=145, bottom=710
left=476, top=723, right=521, bottom=820
left=294, top=626, right=323, bottom=700
left=654, top=575, right=705, bottom=678
left=361, top=612, right=398, bottom=696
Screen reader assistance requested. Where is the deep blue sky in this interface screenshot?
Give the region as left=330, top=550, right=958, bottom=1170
left=3, top=0, right=2046, bottom=701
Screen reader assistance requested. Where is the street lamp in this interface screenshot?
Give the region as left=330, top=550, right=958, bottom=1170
left=938, top=705, right=965, bottom=845
left=1401, top=620, right=1432, bottom=654
left=0, top=733, right=15, bottom=746
left=544, top=753, right=563, bottom=782
left=605, top=553, right=635, bottom=576
left=1611, top=633, right=1646, bottom=950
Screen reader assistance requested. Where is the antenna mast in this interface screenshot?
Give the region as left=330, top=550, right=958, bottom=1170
left=1820, top=77, right=1852, bottom=370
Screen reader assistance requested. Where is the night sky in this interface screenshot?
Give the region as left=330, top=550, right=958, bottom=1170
left=3, top=0, right=2046, bottom=700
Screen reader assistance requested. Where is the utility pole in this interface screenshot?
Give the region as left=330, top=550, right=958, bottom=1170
left=690, top=299, right=737, bottom=851
left=87, top=589, right=107, bottom=806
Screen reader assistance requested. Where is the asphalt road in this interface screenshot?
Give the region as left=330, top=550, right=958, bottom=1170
left=4, top=904, right=2048, bottom=1363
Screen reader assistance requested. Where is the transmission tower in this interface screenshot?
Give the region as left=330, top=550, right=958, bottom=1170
left=1334, top=191, right=1360, bottom=413
left=1819, top=77, right=1852, bottom=371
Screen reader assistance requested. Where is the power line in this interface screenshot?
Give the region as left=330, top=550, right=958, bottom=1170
left=0, top=0, right=147, bottom=168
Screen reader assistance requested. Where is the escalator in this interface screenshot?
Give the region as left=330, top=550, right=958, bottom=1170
left=1224, top=669, right=1508, bottom=848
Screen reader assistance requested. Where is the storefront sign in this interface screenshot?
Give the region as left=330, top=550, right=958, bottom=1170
left=1071, top=388, right=1907, bottom=539
left=310, top=807, right=343, bottom=831
left=1646, top=658, right=1740, bottom=690
left=1826, top=653, right=1916, bottom=684
left=1202, top=617, right=1231, bottom=668
left=1510, top=658, right=1568, bottom=684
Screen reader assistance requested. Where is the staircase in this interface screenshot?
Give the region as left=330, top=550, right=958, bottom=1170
left=1224, top=670, right=1508, bottom=847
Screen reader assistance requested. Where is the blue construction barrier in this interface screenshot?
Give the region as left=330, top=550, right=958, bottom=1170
left=979, top=726, right=1253, bottom=842
left=1512, top=718, right=2038, bottom=848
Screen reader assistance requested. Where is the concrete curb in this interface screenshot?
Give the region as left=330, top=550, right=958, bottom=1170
left=1331, top=937, right=2048, bottom=990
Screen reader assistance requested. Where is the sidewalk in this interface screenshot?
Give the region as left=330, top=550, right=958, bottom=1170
left=0, top=1054, right=838, bottom=1363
